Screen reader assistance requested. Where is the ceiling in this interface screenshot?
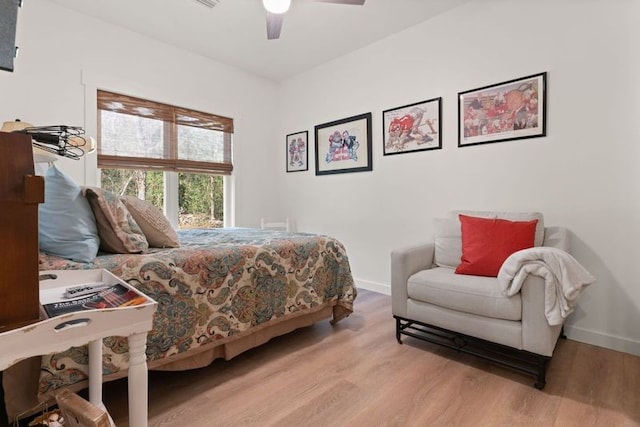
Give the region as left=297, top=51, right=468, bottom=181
left=48, top=0, right=471, bottom=82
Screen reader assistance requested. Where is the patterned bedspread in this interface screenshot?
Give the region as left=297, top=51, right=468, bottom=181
left=37, top=228, right=356, bottom=395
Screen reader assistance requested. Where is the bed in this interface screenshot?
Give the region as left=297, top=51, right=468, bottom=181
left=3, top=227, right=356, bottom=420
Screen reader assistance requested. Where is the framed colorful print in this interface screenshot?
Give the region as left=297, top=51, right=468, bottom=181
left=383, top=97, right=442, bottom=156
left=286, top=131, right=308, bottom=172
left=314, top=112, right=372, bottom=176
left=458, top=72, right=546, bottom=147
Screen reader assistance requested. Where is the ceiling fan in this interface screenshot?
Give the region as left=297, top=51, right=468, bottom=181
left=263, top=0, right=366, bottom=40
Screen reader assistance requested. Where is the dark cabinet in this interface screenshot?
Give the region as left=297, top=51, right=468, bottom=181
left=0, top=131, right=44, bottom=332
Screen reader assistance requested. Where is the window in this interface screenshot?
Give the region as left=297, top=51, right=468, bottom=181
left=97, top=90, right=232, bottom=228
left=178, top=173, right=224, bottom=228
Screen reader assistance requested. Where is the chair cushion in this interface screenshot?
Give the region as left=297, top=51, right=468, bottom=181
left=455, top=215, right=537, bottom=277
left=434, top=218, right=462, bottom=268
left=407, top=267, right=522, bottom=321
left=453, top=210, right=545, bottom=247
left=434, top=211, right=545, bottom=269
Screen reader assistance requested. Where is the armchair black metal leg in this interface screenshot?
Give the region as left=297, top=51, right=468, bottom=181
left=534, top=357, right=548, bottom=390
left=395, top=317, right=403, bottom=344
left=395, top=316, right=557, bottom=390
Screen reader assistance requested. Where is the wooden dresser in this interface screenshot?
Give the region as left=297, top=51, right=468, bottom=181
left=0, top=131, right=44, bottom=333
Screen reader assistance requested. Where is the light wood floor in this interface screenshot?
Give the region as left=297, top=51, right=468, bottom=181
left=101, top=290, right=639, bottom=427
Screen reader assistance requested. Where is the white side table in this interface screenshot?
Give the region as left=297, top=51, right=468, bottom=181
left=0, top=269, right=157, bottom=427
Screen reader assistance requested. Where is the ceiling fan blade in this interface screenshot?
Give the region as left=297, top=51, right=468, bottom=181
left=314, top=0, right=366, bottom=5
left=266, top=12, right=284, bottom=40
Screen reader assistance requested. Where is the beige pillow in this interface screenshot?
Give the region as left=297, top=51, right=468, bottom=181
left=83, top=187, right=149, bottom=254
left=120, top=196, right=180, bottom=248
left=434, top=218, right=462, bottom=268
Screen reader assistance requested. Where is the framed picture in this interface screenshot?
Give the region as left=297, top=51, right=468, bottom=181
left=458, top=72, right=546, bottom=147
left=286, top=131, right=308, bottom=172
left=383, top=97, right=442, bottom=156
left=315, top=112, right=372, bottom=176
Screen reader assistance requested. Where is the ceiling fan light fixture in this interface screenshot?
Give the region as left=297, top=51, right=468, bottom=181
left=263, top=0, right=290, bottom=14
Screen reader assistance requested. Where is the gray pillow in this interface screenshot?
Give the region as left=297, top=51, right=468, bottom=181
left=434, top=218, right=462, bottom=269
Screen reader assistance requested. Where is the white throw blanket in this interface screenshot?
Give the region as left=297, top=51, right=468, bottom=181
left=498, top=247, right=596, bottom=326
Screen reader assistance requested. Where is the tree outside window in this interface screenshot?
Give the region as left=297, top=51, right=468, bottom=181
left=100, top=169, right=223, bottom=229
left=97, top=90, right=233, bottom=229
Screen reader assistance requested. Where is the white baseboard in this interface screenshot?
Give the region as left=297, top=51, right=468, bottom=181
left=354, top=278, right=390, bottom=295
left=354, top=277, right=640, bottom=356
left=564, top=325, right=640, bottom=356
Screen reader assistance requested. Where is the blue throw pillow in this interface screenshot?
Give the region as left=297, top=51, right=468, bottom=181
left=39, top=165, right=100, bottom=262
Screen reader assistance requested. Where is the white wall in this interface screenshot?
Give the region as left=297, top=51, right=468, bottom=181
left=2, top=0, right=638, bottom=356
left=0, top=0, right=281, bottom=228
left=277, top=0, right=640, bottom=355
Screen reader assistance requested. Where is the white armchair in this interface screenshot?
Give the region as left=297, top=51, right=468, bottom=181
left=391, top=211, right=570, bottom=389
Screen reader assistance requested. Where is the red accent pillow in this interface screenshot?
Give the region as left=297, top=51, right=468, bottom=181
left=455, top=214, right=538, bottom=277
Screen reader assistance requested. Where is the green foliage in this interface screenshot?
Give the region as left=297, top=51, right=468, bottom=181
left=101, top=169, right=164, bottom=209
left=145, top=171, right=164, bottom=208
left=100, top=169, right=223, bottom=226
left=178, top=173, right=223, bottom=219
left=101, top=169, right=138, bottom=197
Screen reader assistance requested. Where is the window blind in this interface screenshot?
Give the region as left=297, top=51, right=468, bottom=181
left=97, top=90, right=233, bottom=175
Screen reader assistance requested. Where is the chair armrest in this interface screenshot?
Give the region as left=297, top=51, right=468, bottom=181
left=543, top=226, right=569, bottom=251
left=520, top=275, right=563, bottom=356
left=390, top=243, right=435, bottom=317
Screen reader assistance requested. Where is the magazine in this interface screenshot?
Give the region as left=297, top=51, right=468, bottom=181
left=42, top=283, right=147, bottom=318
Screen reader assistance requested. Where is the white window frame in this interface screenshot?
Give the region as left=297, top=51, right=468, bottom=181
left=82, top=80, right=235, bottom=228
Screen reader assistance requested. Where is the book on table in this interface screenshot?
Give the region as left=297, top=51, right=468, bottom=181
left=41, top=282, right=147, bottom=318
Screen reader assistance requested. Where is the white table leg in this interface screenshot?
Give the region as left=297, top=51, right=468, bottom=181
left=88, top=339, right=103, bottom=406
left=127, top=332, right=149, bottom=427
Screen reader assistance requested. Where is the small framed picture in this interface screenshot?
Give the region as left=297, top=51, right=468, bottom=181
left=314, top=112, right=372, bottom=176
left=383, top=97, right=442, bottom=156
left=286, top=131, right=308, bottom=172
left=458, top=72, right=547, bottom=147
